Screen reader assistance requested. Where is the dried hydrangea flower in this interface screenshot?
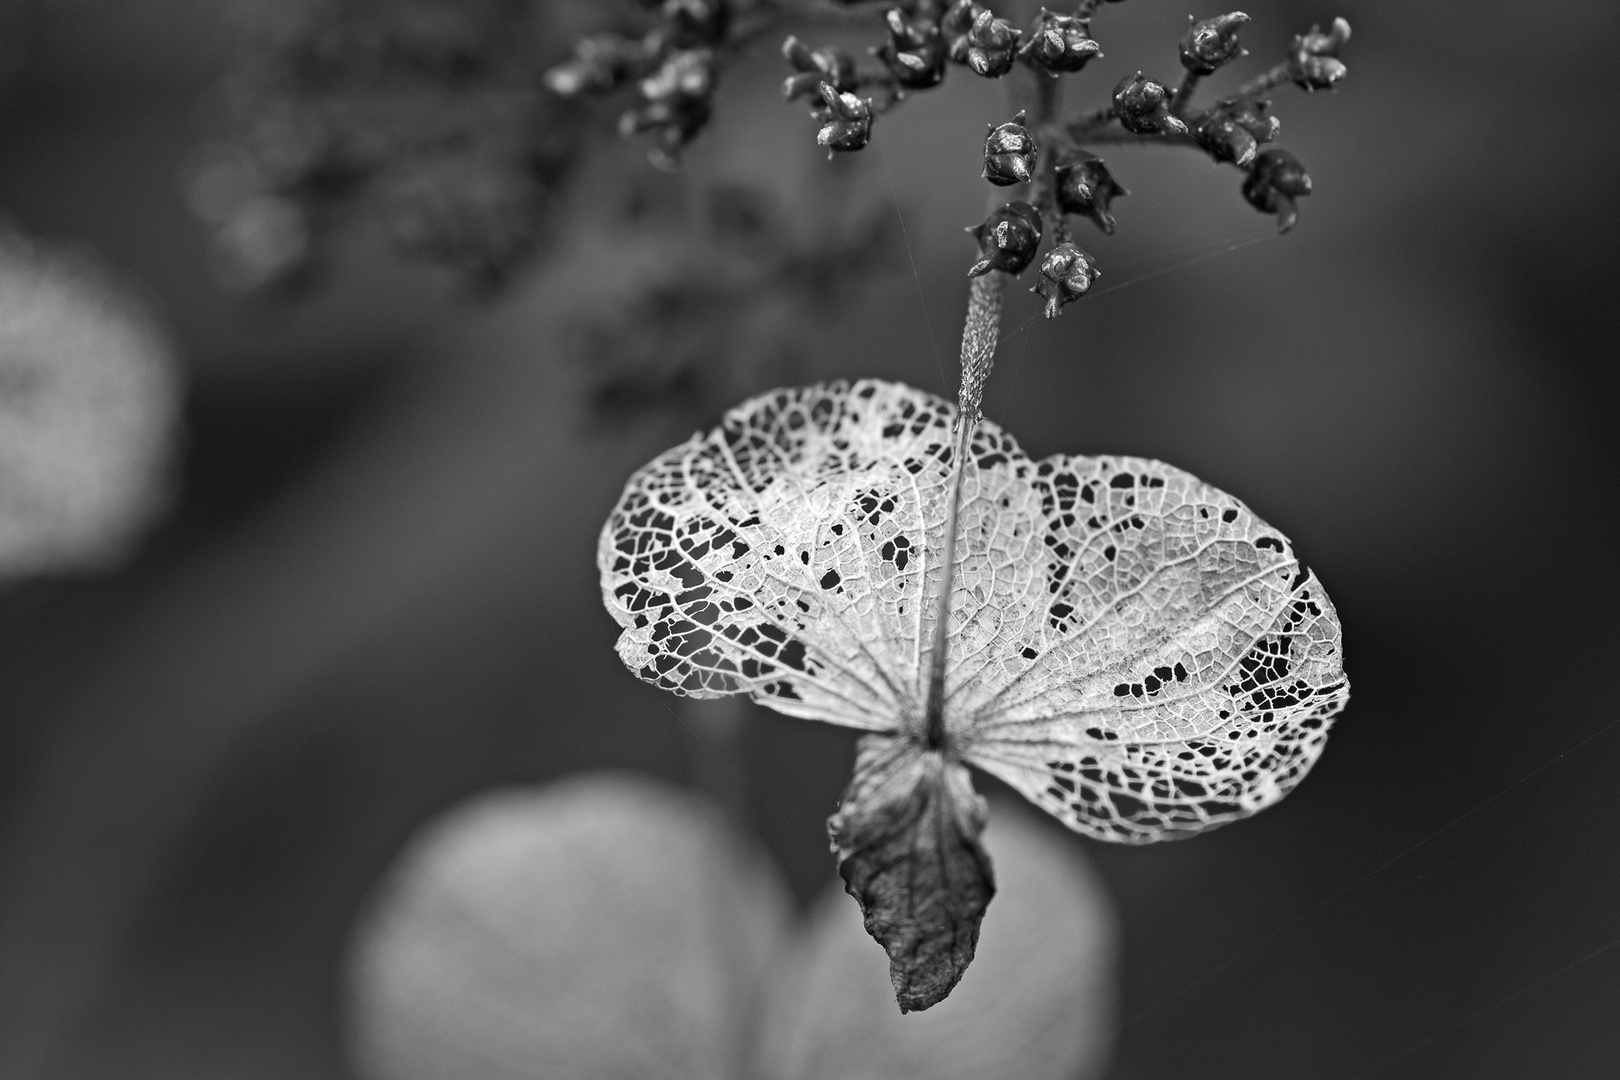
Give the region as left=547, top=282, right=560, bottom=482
left=982, top=111, right=1037, bottom=186
left=1243, top=147, right=1313, bottom=232
left=1018, top=9, right=1101, bottom=74
left=1033, top=242, right=1100, bottom=317
left=599, top=380, right=1347, bottom=1009
left=1179, top=12, right=1250, bottom=76
left=1111, top=71, right=1189, bottom=137
left=1193, top=97, right=1280, bottom=167
left=945, top=2, right=1022, bottom=78
left=966, top=200, right=1042, bottom=276
left=0, top=238, right=180, bottom=576
left=813, top=85, right=874, bottom=154
left=1055, top=150, right=1127, bottom=234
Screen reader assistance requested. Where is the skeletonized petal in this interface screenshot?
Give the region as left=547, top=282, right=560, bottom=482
left=599, top=382, right=1347, bottom=846
left=962, top=455, right=1347, bottom=841
left=596, top=380, right=1039, bottom=737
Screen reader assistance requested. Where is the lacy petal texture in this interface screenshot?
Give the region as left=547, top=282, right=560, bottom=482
left=599, top=380, right=1347, bottom=844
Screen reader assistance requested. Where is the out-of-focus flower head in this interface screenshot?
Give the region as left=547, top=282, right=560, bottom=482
left=347, top=773, right=1119, bottom=1080
left=1243, top=147, right=1312, bottom=232
left=1288, top=17, right=1350, bottom=91
left=877, top=7, right=949, bottom=89
left=781, top=36, right=857, bottom=101
left=0, top=236, right=180, bottom=577
left=196, top=0, right=583, bottom=292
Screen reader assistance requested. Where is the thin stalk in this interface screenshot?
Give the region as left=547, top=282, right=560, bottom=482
left=922, top=419, right=975, bottom=749
left=1230, top=62, right=1290, bottom=101
left=1170, top=71, right=1201, bottom=115
left=922, top=271, right=1005, bottom=748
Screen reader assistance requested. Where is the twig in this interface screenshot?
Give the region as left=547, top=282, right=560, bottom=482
left=1229, top=62, right=1290, bottom=101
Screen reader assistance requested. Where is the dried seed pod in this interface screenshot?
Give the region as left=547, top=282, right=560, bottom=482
left=1054, top=151, right=1127, bottom=234
left=1242, top=148, right=1312, bottom=233
left=814, top=84, right=874, bottom=153
left=877, top=7, right=949, bottom=89
left=782, top=36, right=857, bottom=100
left=1111, top=72, right=1188, bottom=136
left=965, top=200, right=1041, bottom=276
left=1032, top=242, right=1100, bottom=318
left=1179, top=12, right=1250, bottom=75
left=1192, top=97, right=1279, bottom=167
left=1018, top=9, right=1101, bottom=74
left=983, top=111, right=1036, bottom=186
left=1287, top=16, right=1350, bottom=91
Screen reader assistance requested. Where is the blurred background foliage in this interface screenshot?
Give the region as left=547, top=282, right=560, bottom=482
left=0, top=0, right=1617, bottom=1077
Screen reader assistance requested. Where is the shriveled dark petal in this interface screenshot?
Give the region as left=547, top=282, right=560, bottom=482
left=763, top=798, right=1119, bottom=1080
left=827, top=735, right=995, bottom=1012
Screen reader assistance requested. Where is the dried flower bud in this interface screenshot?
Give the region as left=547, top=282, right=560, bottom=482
left=662, top=0, right=730, bottom=48
left=1287, top=17, right=1350, bottom=91
left=1018, top=9, right=1101, bottom=74
left=1242, top=148, right=1312, bottom=233
left=1192, top=96, right=1278, bottom=167
left=1054, top=151, right=1127, bottom=234
left=1033, top=242, right=1099, bottom=318
left=1179, top=12, right=1249, bottom=75
left=814, top=84, right=874, bottom=153
left=877, top=7, right=950, bottom=89
left=983, top=111, right=1036, bottom=186
left=965, top=200, right=1041, bottom=277
left=544, top=34, right=651, bottom=97
left=941, top=0, right=978, bottom=40
left=1111, top=72, right=1188, bottom=136
left=945, top=3, right=1023, bottom=78
left=620, top=50, right=715, bottom=167
left=782, top=36, right=857, bottom=100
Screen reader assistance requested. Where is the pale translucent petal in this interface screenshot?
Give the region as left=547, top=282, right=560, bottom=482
left=963, top=455, right=1347, bottom=841
left=346, top=774, right=792, bottom=1080
left=759, top=798, right=1119, bottom=1080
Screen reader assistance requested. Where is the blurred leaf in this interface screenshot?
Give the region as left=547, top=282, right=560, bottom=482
left=347, top=774, right=792, bottom=1080
left=759, top=797, right=1119, bottom=1080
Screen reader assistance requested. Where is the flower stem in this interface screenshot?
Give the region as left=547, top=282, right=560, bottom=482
left=1170, top=71, right=1201, bottom=115
left=923, top=271, right=1005, bottom=749
left=1230, top=62, right=1290, bottom=101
